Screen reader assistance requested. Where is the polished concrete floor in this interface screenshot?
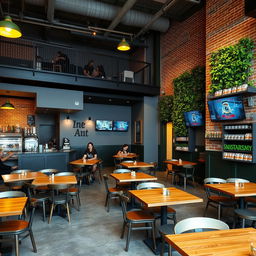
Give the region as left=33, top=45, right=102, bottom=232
left=2, top=168, right=233, bottom=256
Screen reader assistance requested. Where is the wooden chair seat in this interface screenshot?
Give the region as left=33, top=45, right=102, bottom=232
left=36, top=186, right=49, bottom=191
left=0, top=220, right=28, bottom=233
left=127, top=210, right=154, bottom=221
left=117, top=182, right=131, bottom=187
left=109, top=187, right=123, bottom=193
left=143, top=206, right=176, bottom=214
left=209, top=195, right=237, bottom=204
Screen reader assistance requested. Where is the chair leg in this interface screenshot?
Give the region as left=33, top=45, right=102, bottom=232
left=14, top=234, right=19, bottom=256
left=168, top=245, right=172, bottom=256
left=104, top=194, right=108, bottom=207
left=42, top=201, right=46, bottom=222
left=121, top=221, right=126, bottom=239
left=78, top=193, right=81, bottom=206
left=184, top=177, right=186, bottom=190
left=161, top=234, right=165, bottom=256
left=107, top=195, right=110, bottom=212
left=217, top=204, right=221, bottom=220
left=48, top=204, right=54, bottom=224
left=29, top=230, right=37, bottom=253
left=152, top=222, right=156, bottom=251
left=242, top=218, right=245, bottom=228
left=66, top=203, right=71, bottom=223
left=125, top=223, right=132, bottom=252
left=76, top=194, right=80, bottom=211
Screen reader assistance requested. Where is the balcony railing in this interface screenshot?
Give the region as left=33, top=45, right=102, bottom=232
left=0, top=38, right=152, bottom=86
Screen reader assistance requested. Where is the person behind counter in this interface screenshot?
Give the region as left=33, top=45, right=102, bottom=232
left=117, top=144, right=129, bottom=155
left=0, top=149, right=18, bottom=174
left=83, top=142, right=98, bottom=181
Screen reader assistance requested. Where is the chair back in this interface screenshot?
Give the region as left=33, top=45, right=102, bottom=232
left=5, top=180, right=25, bottom=189
left=204, top=178, right=227, bottom=197
left=113, top=169, right=131, bottom=174
left=182, top=164, right=195, bottom=176
left=48, top=184, right=70, bottom=190
left=121, top=160, right=134, bottom=163
left=39, top=169, right=59, bottom=175
left=0, top=191, right=26, bottom=198
left=11, top=169, right=32, bottom=174
left=174, top=217, right=229, bottom=234
left=103, top=174, right=109, bottom=193
left=137, top=182, right=165, bottom=190
left=119, top=192, right=129, bottom=222
left=55, top=172, right=75, bottom=176
left=226, top=178, right=250, bottom=183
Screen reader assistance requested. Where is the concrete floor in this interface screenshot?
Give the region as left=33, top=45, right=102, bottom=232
left=2, top=168, right=233, bottom=256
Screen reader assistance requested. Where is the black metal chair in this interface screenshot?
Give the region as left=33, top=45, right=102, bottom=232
left=0, top=205, right=37, bottom=256
left=11, top=169, right=33, bottom=174
left=119, top=192, right=156, bottom=252
left=176, top=164, right=196, bottom=190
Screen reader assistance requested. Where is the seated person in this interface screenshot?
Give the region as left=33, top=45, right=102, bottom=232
left=83, top=60, right=94, bottom=77
left=92, top=65, right=106, bottom=78
left=52, top=51, right=70, bottom=72
left=0, top=149, right=18, bottom=175
left=83, top=142, right=98, bottom=181
left=117, top=144, right=129, bottom=155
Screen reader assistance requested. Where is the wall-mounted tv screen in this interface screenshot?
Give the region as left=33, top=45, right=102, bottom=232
left=113, top=121, right=129, bottom=131
left=208, top=96, right=245, bottom=121
left=184, top=111, right=203, bottom=127
left=95, top=120, right=113, bottom=131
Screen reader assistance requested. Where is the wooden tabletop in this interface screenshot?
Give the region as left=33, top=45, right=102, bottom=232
left=113, top=153, right=138, bottom=159
left=110, top=172, right=157, bottom=183
left=69, top=159, right=100, bottom=166
left=163, top=160, right=197, bottom=166
left=0, top=197, right=27, bottom=217
left=205, top=182, right=256, bottom=197
left=129, top=187, right=203, bottom=207
left=2, top=172, right=48, bottom=183
left=32, top=175, right=77, bottom=186
left=120, top=161, right=154, bottom=168
left=165, top=227, right=256, bottom=256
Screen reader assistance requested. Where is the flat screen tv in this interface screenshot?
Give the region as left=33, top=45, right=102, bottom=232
left=113, top=121, right=129, bottom=131
left=208, top=96, right=245, bottom=121
left=184, top=111, right=203, bottom=127
left=95, top=120, right=113, bottom=131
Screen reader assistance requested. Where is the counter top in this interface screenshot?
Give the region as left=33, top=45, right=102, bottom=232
left=17, top=149, right=76, bottom=155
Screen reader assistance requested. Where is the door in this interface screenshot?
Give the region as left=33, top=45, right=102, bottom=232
left=166, top=122, right=173, bottom=160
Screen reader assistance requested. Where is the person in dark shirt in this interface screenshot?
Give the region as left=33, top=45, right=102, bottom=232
left=83, top=142, right=98, bottom=180
left=117, top=144, right=129, bottom=155
left=92, top=65, right=106, bottom=78
left=0, top=149, right=18, bottom=174
left=83, top=60, right=94, bottom=77
left=53, top=51, right=70, bottom=72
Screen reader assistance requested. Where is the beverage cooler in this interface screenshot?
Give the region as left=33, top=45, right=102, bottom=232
left=0, top=133, right=23, bottom=153
left=24, top=136, right=38, bottom=152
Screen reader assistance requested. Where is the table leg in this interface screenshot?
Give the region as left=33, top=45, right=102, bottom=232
left=238, top=198, right=245, bottom=209
left=161, top=206, right=168, bottom=225
left=129, top=182, right=136, bottom=209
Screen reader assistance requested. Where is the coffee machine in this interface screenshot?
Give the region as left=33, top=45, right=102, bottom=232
left=62, top=137, right=71, bottom=150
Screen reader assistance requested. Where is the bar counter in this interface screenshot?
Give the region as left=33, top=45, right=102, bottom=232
left=17, top=149, right=77, bottom=172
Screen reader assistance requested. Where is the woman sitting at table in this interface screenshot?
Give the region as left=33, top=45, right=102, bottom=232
left=0, top=149, right=18, bottom=175
left=117, top=144, right=129, bottom=155
left=83, top=142, right=98, bottom=181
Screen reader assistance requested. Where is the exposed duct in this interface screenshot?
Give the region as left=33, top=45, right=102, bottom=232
left=25, top=0, right=170, bottom=32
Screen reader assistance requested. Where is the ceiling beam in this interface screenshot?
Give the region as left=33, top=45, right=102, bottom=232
left=133, top=0, right=179, bottom=39
left=104, top=0, right=137, bottom=37
left=47, top=0, right=55, bottom=23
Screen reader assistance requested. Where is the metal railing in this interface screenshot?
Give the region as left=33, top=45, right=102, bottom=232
left=0, top=38, right=152, bottom=86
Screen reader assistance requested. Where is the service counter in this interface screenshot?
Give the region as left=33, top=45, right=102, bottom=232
left=17, top=150, right=77, bottom=172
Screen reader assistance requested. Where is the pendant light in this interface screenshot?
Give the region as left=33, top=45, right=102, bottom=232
left=117, top=38, right=130, bottom=51
left=0, top=100, right=15, bottom=109
left=0, top=16, right=22, bottom=38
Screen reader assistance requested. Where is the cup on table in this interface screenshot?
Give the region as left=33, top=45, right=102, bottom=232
left=235, top=181, right=239, bottom=188
left=133, top=161, right=137, bottom=165
left=131, top=171, right=136, bottom=177
left=162, top=188, right=169, bottom=196
left=251, top=242, right=256, bottom=256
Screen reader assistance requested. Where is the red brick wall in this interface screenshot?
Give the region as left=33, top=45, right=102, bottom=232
left=205, top=0, right=256, bottom=151
left=160, top=8, right=206, bottom=95
left=0, top=98, right=36, bottom=129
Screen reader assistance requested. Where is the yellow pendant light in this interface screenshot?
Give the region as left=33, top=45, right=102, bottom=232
left=117, top=38, right=130, bottom=51
left=0, top=16, right=22, bottom=38
left=0, top=100, right=15, bottom=109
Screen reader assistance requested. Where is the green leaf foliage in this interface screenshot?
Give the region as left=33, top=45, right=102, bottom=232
left=172, top=66, right=205, bottom=137
left=158, top=95, right=173, bottom=123
left=210, top=38, right=254, bottom=94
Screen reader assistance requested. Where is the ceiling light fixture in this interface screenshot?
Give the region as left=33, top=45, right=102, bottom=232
left=117, top=38, right=130, bottom=51
left=0, top=16, right=22, bottom=38
left=0, top=100, right=15, bottom=109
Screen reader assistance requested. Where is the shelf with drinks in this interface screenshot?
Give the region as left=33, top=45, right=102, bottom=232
left=205, top=130, right=222, bottom=140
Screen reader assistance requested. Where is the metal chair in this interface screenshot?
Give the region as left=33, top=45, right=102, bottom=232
left=165, top=161, right=180, bottom=184
left=4, top=180, right=26, bottom=191
left=39, top=169, right=59, bottom=175
left=226, top=178, right=250, bottom=183
left=119, top=193, right=156, bottom=252
left=55, top=172, right=81, bottom=211
left=113, top=169, right=131, bottom=189
left=138, top=162, right=157, bottom=176
left=103, top=174, right=123, bottom=212
left=48, top=184, right=71, bottom=223
left=233, top=208, right=256, bottom=228
left=11, top=169, right=32, bottom=174
left=204, top=178, right=237, bottom=219
left=175, top=164, right=195, bottom=190
left=113, top=169, right=131, bottom=174
left=96, top=159, right=103, bottom=183
left=121, top=160, right=134, bottom=163
left=0, top=205, right=37, bottom=256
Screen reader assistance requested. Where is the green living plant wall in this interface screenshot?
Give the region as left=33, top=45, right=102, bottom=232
left=158, top=95, right=173, bottom=123
left=210, top=38, right=254, bottom=94
left=172, top=66, right=205, bottom=137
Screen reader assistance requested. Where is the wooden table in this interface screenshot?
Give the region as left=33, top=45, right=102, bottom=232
left=0, top=197, right=27, bottom=217
left=120, top=161, right=154, bottom=169
left=163, top=160, right=197, bottom=167
left=205, top=182, right=256, bottom=208
left=2, top=172, right=47, bottom=183
left=32, top=175, right=77, bottom=186
left=113, top=153, right=138, bottom=159
left=165, top=227, right=256, bottom=256
left=69, top=158, right=100, bottom=166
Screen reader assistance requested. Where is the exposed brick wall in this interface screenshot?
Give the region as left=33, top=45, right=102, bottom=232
left=160, top=8, right=206, bottom=95
left=205, top=0, right=256, bottom=151
left=0, top=98, right=36, bottom=129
